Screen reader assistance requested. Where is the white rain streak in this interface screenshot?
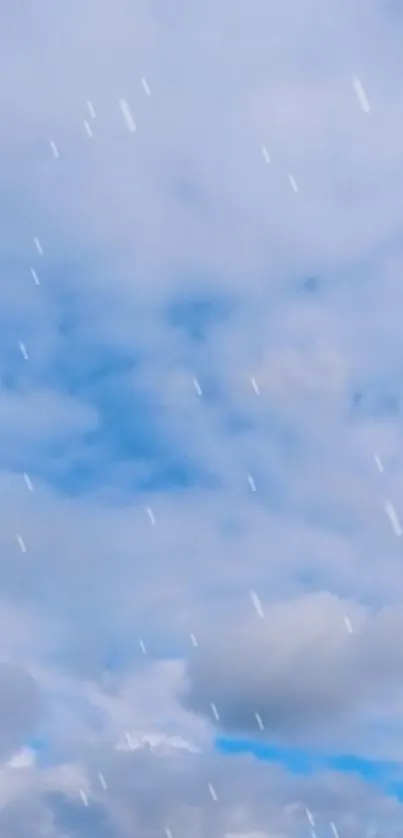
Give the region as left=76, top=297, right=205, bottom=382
left=250, top=376, right=260, bottom=395
left=208, top=783, right=218, bottom=802
left=33, top=237, right=43, bottom=255
left=87, top=100, right=96, bottom=119
left=125, top=731, right=134, bottom=750
left=98, top=772, right=107, bottom=790
left=190, top=632, right=198, bottom=647
left=16, top=535, right=26, bottom=553
left=374, top=452, right=384, bottom=473
left=384, top=500, right=403, bottom=536
left=84, top=120, right=93, bottom=138
left=30, top=267, right=40, bottom=286
left=330, top=822, right=340, bottom=838
left=308, top=813, right=316, bottom=830
left=261, top=144, right=271, bottom=163
left=165, top=829, right=173, bottom=838
left=248, top=474, right=256, bottom=492
left=141, top=77, right=151, bottom=96
left=210, top=702, right=220, bottom=721
left=23, top=473, right=33, bottom=492
left=344, top=615, right=353, bottom=634
left=79, top=789, right=89, bottom=807
left=138, top=638, right=147, bottom=655
left=119, top=98, right=137, bottom=133
left=19, top=342, right=28, bottom=360
left=352, top=77, right=371, bottom=113
left=49, top=141, right=59, bottom=159
left=146, top=506, right=156, bottom=526
left=310, top=830, right=317, bottom=838
left=288, top=174, right=298, bottom=193
left=255, top=712, right=264, bottom=730
left=249, top=589, right=265, bottom=618
left=193, top=377, right=202, bottom=397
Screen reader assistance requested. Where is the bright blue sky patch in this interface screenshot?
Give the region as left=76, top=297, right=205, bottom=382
left=215, top=737, right=403, bottom=800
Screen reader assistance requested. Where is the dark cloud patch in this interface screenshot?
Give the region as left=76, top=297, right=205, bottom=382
left=180, top=594, right=403, bottom=741
left=0, top=663, right=42, bottom=759
left=304, top=277, right=319, bottom=292
left=48, top=793, right=113, bottom=838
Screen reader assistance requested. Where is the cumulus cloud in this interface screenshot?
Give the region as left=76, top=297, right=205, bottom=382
left=181, top=593, right=403, bottom=744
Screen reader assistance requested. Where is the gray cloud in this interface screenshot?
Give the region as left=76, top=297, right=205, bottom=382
left=0, top=663, right=42, bottom=758
left=180, top=593, right=403, bottom=742
left=0, top=742, right=400, bottom=838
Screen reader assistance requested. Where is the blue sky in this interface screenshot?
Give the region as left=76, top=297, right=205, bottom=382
left=1, top=0, right=403, bottom=835
left=216, top=738, right=403, bottom=800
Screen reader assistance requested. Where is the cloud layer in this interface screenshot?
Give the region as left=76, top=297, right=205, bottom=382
left=0, top=0, right=403, bottom=833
